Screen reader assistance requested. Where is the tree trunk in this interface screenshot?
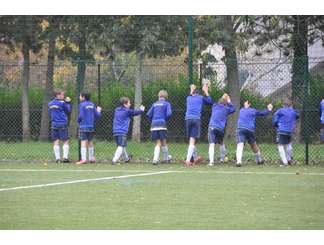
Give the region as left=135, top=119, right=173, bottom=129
left=223, top=16, right=240, bottom=140
left=21, top=41, right=31, bottom=142
left=132, top=51, right=144, bottom=142
left=291, top=16, right=308, bottom=143
left=39, top=21, right=57, bottom=141
left=69, top=31, right=86, bottom=138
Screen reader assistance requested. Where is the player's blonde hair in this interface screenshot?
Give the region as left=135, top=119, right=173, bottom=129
left=158, top=90, right=168, bottom=99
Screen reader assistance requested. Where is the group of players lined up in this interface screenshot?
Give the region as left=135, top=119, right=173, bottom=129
left=48, top=84, right=324, bottom=167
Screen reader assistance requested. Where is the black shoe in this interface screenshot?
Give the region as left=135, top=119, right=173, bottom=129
left=152, top=161, right=159, bottom=165
left=257, top=160, right=265, bottom=165
left=55, top=159, right=61, bottom=163
left=125, top=154, right=133, bottom=163
left=62, top=159, right=70, bottom=163
left=236, top=163, right=242, bottom=167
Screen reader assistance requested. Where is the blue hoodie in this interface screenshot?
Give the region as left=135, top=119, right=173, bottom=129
left=185, top=94, right=212, bottom=120
left=209, top=102, right=236, bottom=131
left=78, top=100, right=102, bottom=131
left=237, top=107, right=271, bottom=132
left=113, top=106, right=144, bottom=135
left=48, top=98, right=71, bottom=128
left=146, top=98, right=172, bottom=130
left=272, top=106, right=299, bottom=135
left=321, top=100, right=324, bottom=124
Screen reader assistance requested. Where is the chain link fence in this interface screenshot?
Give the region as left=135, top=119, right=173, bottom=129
left=0, top=58, right=323, bottom=164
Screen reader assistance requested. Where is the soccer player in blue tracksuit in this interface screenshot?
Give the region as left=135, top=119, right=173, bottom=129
left=146, top=90, right=172, bottom=165
left=207, top=93, right=235, bottom=166
left=112, top=97, right=145, bottom=164
left=236, top=100, right=273, bottom=167
left=320, top=99, right=324, bottom=143
left=272, top=99, right=299, bottom=166
left=76, top=92, right=102, bottom=165
left=48, top=91, right=72, bottom=163
left=185, top=83, right=212, bottom=166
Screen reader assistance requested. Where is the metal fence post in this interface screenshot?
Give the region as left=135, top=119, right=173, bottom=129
left=76, top=58, right=82, bottom=161
left=187, top=16, right=193, bottom=85
left=303, top=55, right=310, bottom=164
left=97, top=63, right=101, bottom=106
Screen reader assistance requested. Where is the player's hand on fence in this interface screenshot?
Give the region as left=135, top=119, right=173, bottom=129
left=139, top=105, right=145, bottom=111
left=202, top=83, right=209, bottom=96
left=190, top=84, right=196, bottom=95
left=96, top=106, right=102, bottom=113
left=65, top=96, right=71, bottom=103
left=267, top=103, right=273, bottom=111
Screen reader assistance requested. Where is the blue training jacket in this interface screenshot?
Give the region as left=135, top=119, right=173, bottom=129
left=48, top=98, right=71, bottom=128
left=146, top=98, right=172, bottom=130
left=272, top=107, right=299, bottom=134
left=185, top=94, right=212, bottom=120
left=78, top=100, right=102, bottom=131
left=113, top=106, right=144, bottom=135
left=321, top=100, right=324, bottom=124
left=209, top=102, right=236, bottom=132
left=237, top=107, right=271, bottom=132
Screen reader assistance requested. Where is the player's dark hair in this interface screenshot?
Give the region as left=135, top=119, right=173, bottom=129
left=120, top=97, right=130, bottom=106
left=80, top=92, right=91, bottom=101
left=283, top=98, right=292, bottom=107
left=54, top=91, right=64, bottom=97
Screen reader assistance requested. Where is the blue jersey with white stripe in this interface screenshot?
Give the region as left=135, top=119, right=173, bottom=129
left=272, top=107, right=299, bottom=134
left=237, top=107, right=271, bottom=132
left=146, top=98, right=172, bottom=130
left=48, top=98, right=71, bottom=128
left=78, top=100, right=101, bottom=131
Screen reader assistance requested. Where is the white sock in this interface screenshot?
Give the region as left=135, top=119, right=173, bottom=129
left=153, top=145, right=160, bottom=162
left=81, top=146, right=87, bottom=161
left=278, top=145, right=288, bottom=165
left=89, top=146, right=94, bottom=161
left=220, top=144, right=226, bottom=161
left=193, top=146, right=197, bottom=160
left=162, top=145, right=169, bottom=161
left=236, top=143, right=244, bottom=164
left=53, top=145, right=60, bottom=160
left=286, top=143, right=293, bottom=161
left=113, top=146, right=123, bottom=163
left=186, top=144, right=195, bottom=162
left=209, top=143, right=215, bottom=164
left=122, top=147, right=129, bottom=161
left=255, top=151, right=262, bottom=163
left=63, top=144, right=69, bottom=159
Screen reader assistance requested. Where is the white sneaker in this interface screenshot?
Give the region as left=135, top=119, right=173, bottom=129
left=207, top=163, right=214, bottom=166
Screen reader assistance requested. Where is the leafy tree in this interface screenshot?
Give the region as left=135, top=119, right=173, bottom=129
left=194, top=15, right=250, bottom=139
left=109, top=16, right=186, bottom=142
left=39, top=16, right=61, bottom=141
left=0, top=16, right=43, bottom=141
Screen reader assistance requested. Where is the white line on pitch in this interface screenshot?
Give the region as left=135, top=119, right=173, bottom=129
left=0, top=171, right=175, bottom=192
left=0, top=168, right=324, bottom=176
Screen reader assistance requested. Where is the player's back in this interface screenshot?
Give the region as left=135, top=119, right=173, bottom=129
left=113, top=107, right=131, bottom=135
left=237, top=108, right=257, bottom=131
left=48, top=98, right=69, bottom=127
left=275, top=107, right=299, bottom=133
left=209, top=103, right=235, bottom=131
left=321, top=100, right=324, bottom=124
left=78, top=101, right=99, bottom=129
left=185, top=95, right=204, bottom=120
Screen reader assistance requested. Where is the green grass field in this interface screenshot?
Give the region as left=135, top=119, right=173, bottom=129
left=1, top=162, right=324, bottom=229
left=0, top=140, right=323, bottom=164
